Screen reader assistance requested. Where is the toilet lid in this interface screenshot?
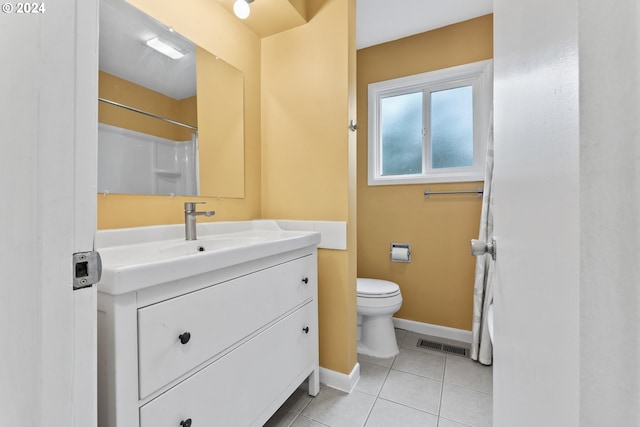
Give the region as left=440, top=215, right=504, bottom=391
left=357, top=278, right=400, bottom=298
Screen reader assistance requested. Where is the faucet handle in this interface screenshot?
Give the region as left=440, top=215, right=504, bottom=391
left=184, top=201, right=206, bottom=211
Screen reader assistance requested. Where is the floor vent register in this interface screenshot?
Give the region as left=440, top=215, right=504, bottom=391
left=416, top=338, right=469, bottom=357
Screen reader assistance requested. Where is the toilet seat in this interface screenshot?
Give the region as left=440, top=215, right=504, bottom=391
left=357, top=278, right=401, bottom=298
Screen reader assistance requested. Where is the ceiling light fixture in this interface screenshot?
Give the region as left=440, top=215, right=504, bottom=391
left=233, top=0, right=254, bottom=20
left=145, top=37, right=184, bottom=60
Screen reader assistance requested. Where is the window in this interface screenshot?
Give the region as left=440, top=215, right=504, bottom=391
left=368, top=60, right=493, bottom=185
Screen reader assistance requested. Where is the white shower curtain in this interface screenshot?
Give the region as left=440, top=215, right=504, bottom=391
left=471, top=110, right=495, bottom=366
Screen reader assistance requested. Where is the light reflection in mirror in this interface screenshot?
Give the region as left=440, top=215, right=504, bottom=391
left=97, top=0, right=245, bottom=198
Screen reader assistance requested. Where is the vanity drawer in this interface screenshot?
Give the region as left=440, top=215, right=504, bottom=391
left=137, top=255, right=315, bottom=399
left=139, top=301, right=316, bottom=427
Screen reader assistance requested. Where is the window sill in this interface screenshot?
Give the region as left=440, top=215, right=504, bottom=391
left=368, top=171, right=485, bottom=186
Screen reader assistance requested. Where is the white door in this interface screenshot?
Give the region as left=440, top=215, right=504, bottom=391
left=493, top=0, right=640, bottom=425
left=0, top=0, right=98, bottom=425
left=492, top=0, right=581, bottom=425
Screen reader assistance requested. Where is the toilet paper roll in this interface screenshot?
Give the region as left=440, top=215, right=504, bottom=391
left=391, top=247, right=410, bottom=262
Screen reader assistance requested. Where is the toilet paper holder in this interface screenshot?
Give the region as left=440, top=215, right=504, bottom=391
left=390, top=243, right=411, bottom=263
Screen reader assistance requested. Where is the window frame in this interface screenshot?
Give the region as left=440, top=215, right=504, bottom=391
left=368, top=59, right=493, bottom=186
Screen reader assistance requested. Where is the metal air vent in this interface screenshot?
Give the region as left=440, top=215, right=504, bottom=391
left=417, top=338, right=469, bottom=357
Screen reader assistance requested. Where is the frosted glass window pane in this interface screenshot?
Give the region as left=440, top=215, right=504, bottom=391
left=430, top=86, right=473, bottom=169
left=380, top=92, right=423, bottom=175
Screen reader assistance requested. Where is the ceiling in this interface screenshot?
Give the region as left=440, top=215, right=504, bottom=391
left=98, top=0, right=494, bottom=100
left=99, top=0, right=197, bottom=100
left=356, top=0, right=493, bottom=50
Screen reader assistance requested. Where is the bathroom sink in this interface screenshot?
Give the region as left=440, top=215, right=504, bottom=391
left=157, top=235, right=269, bottom=256
left=96, top=220, right=320, bottom=295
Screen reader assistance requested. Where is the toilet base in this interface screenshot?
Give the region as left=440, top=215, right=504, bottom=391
left=357, top=314, right=399, bottom=358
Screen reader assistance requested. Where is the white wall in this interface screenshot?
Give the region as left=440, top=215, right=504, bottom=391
left=98, top=124, right=197, bottom=195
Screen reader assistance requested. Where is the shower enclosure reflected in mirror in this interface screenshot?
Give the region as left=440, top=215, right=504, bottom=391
left=98, top=0, right=245, bottom=197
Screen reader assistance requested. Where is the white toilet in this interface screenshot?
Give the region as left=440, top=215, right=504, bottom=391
left=357, top=278, right=403, bottom=358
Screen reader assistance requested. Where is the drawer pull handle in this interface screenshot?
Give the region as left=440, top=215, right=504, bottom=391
left=301, top=277, right=309, bottom=284
left=179, top=332, right=191, bottom=345
left=180, top=419, right=192, bottom=427
left=302, top=326, right=309, bottom=334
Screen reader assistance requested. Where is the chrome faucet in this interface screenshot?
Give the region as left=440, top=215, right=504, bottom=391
left=184, top=202, right=215, bottom=240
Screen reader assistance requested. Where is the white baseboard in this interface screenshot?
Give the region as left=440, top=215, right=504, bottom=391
left=392, top=317, right=472, bottom=344
left=319, top=362, right=360, bottom=393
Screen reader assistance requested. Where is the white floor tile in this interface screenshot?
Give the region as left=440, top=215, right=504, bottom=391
left=392, top=348, right=446, bottom=381
left=290, top=415, right=331, bottom=427
left=437, top=417, right=472, bottom=427
left=395, top=328, right=408, bottom=347
left=400, top=331, right=423, bottom=349
left=270, top=330, right=493, bottom=427
left=364, top=398, right=438, bottom=427
left=356, top=361, right=391, bottom=396
left=280, top=386, right=314, bottom=413
left=264, top=406, right=299, bottom=427
left=358, top=353, right=395, bottom=369
left=440, top=383, right=492, bottom=427
left=301, top=387, right=376, bottom=427
left=444, top=357, right=493, bottom=394
left=378, top=369, right=442, bottom=415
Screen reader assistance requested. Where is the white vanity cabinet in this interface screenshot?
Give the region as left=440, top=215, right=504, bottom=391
left=97, top=243, right=320, bottom=427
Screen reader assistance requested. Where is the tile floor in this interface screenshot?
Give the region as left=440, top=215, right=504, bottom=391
left=265, top=329, right=493, bottom=427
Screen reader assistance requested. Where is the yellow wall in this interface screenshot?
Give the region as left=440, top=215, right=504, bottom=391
left=356, top=15, right=493, bottom=331
left=261, top=0, right=357, bottom=375
left=98, top=0, right=261, bottom=229
left=98, top=0, right=357, bottom=377
left=95, top=0, right=487, bottom=377
left=98, top=71, right=196, bottom=142
left=195, top=46, right=245, bottom=198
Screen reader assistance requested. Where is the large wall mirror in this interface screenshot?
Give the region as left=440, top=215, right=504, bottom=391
left=98, top=0, right=245, bottom=198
